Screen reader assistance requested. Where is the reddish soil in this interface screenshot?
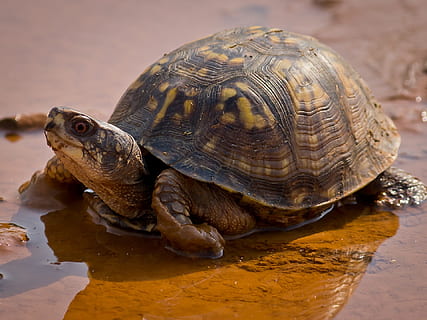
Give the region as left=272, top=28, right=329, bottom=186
left=1, top=1, right=426, bottom=319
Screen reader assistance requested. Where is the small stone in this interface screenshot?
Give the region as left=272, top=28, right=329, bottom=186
left=4, top=132, right=21, bottom=142
left=0, top=223, right=29, bottom=244
left=313, top=0, right=342, bottom=7
left=0, top=113, right=47, bottom=130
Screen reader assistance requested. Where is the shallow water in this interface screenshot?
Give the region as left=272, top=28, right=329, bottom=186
left=1, top=0, right=427, bottom=319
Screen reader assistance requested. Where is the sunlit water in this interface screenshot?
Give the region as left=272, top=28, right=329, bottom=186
left=1, top=0, right=427, bottom=319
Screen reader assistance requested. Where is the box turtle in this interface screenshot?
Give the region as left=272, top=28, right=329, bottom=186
left=23, top=26, right=426, bottom=258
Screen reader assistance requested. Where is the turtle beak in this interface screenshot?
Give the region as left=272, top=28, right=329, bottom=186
left=44, top=107, right=64, bottom=148
left=44, top=108, right=58, bottom=147
left=44, top=117, right=55, bottom=132
left=44, top=107, right=62, bottom=132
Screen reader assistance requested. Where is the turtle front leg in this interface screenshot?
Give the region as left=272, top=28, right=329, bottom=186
left=20, top=156, right=79, bottom=194
left=152, top=169, right=256, bottom=258
left=43, top=156, right=79, bottom=184
left=361, top=167, right=427, bottom=208
left=19, top=156, right=83, bottom=208
left=83, top=190, right=157, bottom=233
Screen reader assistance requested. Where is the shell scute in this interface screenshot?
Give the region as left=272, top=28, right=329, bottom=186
left=109, top=27, right=400, bottom=210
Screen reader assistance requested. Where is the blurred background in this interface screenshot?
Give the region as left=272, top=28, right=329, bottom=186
left=1, top=1, right=426, bottom=319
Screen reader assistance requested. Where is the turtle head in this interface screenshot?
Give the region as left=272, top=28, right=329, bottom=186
left=44, top=107, right=150, bottom=218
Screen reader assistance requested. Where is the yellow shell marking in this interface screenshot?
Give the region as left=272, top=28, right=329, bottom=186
left=220, top=112, right=236, bottom=124
left=295, top=86, right=314, bottom=106
left=281, top=158, right=290, bottom=172
left=291, top=188, right=310, bottom=205
left=218, top=53, right=230, bottom=63
left=335, top=63, right=356, bottom=98
left=153, top=88, right=177, bottom=126
left=147, top=96, right=158, bottom=111
left=271, top=60, right=290, bottom=79
left=344, top=77, right=358, bottom=98
left=254, top=115, right=268, bottom=129
left=274, top=59, right=293, bottom=78
left=311, top=83, right=329, bottom=105
left=237, top=97, right=256, bottom=130
left=198, top=45, right=211, bottom=52
left=203, top=136, right=219, bottom=152
left=150, top=64, right=161, bottom=75
left=158, top=57, right=169, bottom=64
left=235, top=82, right=250, bottom=92
left=215, top=103, right=224, bottom=111
left=283, top=37, right=299, bottom=46
left=185, top=87, right=199, bottom=97
left=159, top=82, right=169, bottom=93
left=172, top=113, right=183, bottom=123
left=269, top=35, right=281, bottom=43
left=308, top=134, right=318, bottom=146
left=220, top=88, right=237, bottom=101
left=128, top=79, right=143, bottom=90
left=295, top=83, right=329, bottom=109
left=198, top=68, right=209, bottom=77
left=205, top=51, right=229, bottom=63
left=248, top=26, right=263, bottom=34
left=184, top=100, right=194, bottom=115
left=229, top=57, right=245, bottom=65
left=290, top=64, right=313, bottom=88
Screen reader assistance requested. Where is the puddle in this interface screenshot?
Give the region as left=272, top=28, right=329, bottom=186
left=1, top=0, right=427, bottom=319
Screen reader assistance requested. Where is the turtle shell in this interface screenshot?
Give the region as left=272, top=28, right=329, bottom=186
left=108, top=26, right=400, bottom=210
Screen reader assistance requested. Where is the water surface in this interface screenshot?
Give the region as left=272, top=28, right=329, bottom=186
left=1, top=0, right=426, bottom=319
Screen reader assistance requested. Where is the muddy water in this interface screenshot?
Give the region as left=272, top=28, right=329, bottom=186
left=0, top=0, right=426, bottom=319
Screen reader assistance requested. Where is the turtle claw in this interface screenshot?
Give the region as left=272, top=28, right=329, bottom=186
left=162, top=223, right=225, bottom=259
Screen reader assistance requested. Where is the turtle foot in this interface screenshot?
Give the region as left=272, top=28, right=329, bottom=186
left=83, top=190, right=157, bottom=233
left=19, top=170, right=82, bottom=210
left=372, top=167, right=427, bottom=209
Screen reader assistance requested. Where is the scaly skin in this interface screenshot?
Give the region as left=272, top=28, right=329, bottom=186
left=361, top=167, right=427, bottom=208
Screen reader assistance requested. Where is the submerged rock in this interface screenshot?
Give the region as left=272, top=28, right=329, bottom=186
left=0, top=223, right=29, bottom=265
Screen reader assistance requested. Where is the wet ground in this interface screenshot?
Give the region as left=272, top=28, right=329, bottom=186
left=0, top=0, right=426, bottom=319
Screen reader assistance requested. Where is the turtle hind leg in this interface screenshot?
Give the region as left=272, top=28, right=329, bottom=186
left=361, top=167, right=427, bottom=209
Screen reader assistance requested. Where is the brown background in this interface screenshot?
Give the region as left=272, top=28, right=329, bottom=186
left=1, top=0, right=426, bottom=319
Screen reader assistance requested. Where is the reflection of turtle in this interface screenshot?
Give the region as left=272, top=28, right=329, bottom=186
left=26, top=27, right=426, bottom=258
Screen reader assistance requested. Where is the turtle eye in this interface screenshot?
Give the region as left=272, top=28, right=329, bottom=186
left=71, top=117, right=95, bottom=136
